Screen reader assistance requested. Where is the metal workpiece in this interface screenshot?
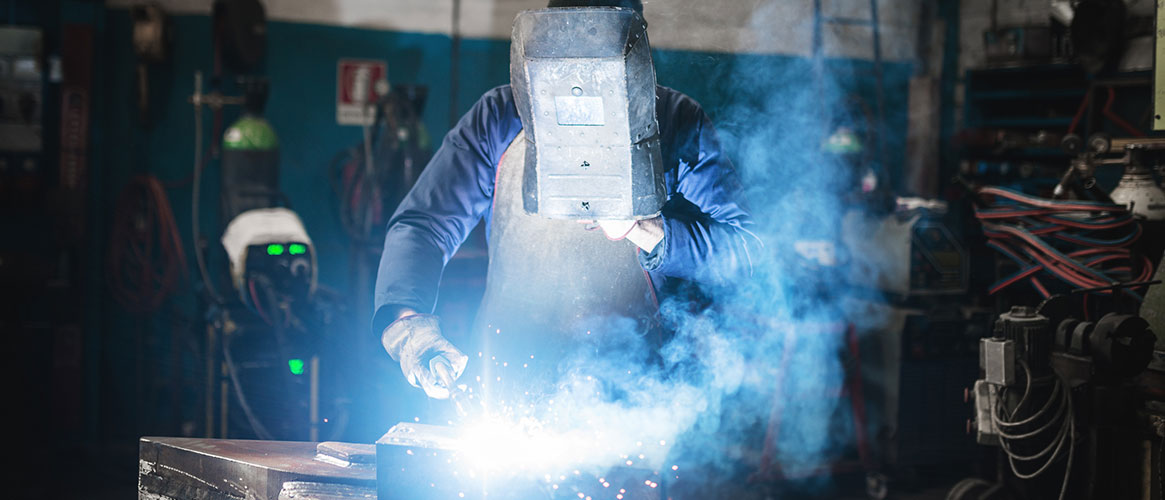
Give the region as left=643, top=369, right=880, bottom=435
left=510, top=7, right=666, bottom=220
left=376, top=422, right=661, bottom=500
left=315, top=441, right=377, bottom=469
left=138, top=437, right=375, bottom=500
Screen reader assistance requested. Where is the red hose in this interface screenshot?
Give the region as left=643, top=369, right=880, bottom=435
left=106, top=175, right=189, bottom=313
left=974, top=185, right=1152, bottom=298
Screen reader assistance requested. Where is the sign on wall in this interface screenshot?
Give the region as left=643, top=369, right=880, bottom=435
left=336, top=59, right=387, bottom=126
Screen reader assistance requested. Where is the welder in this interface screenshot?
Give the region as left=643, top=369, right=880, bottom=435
left=373, top=0, right=756, bottom=400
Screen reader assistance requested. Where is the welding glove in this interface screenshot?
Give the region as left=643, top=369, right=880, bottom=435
left=381, top=313, right=468, bottom=399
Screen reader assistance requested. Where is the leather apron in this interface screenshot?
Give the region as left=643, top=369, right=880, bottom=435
left=468, top=132, right=657, bottom=395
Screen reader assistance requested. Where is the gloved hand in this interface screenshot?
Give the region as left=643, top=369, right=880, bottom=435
left=380, top=313, right=468, bottom=399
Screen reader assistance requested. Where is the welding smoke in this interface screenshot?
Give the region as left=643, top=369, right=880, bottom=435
left=480, top=0, right=919, bottom=487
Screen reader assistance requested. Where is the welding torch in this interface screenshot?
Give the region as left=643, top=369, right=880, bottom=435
left=430, top=355, right=480, bottom=419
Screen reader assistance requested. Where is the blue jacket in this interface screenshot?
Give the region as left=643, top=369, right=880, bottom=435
left=373, top=85, right=755, bottom=335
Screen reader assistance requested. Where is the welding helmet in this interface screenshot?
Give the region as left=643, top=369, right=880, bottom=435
left=510, top=6, right=666, bottom=220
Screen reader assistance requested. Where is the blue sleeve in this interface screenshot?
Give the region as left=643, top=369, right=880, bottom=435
left=639, top=89, right=758, bottom=284
left=372, top=86, right=522, bottom=336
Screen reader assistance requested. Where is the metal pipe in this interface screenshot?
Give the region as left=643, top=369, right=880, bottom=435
left=310, top=355, right=320, bottom=442
left=205, top=323, right=215, bottom=438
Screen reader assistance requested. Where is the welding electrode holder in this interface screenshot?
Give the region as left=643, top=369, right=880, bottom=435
left=381, top=313, right=468, bottom=399
left=430, top=356, right=478, bottom=418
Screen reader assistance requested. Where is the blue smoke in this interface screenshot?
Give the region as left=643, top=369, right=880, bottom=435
left=513, top=1, right=911, bottom=486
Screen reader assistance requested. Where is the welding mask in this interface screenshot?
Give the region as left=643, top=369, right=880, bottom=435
left=510, top=7, right=666, bottom=220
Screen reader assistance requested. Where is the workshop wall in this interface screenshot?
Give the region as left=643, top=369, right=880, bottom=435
left=106, top=0, right=923, bottom=60
left=92, top=5, right=915, bottom=443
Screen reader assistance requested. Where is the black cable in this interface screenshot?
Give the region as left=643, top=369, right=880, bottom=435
left=222, top=332, right=275, bottom=440
left=1158, top=431, right=1163, bottom=500
left=992, top=361, right=1074, bottom=490
left=192, top=104, right=225, bottom=304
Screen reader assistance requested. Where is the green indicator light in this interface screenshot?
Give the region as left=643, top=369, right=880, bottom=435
left=266, top=244, right=285, bottom=256
left=289, top=243, right=306, bottom=255
left=288, top=358, right=305, bottom=375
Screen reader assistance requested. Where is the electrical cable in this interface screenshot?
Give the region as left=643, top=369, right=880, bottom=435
left=990, top=361, right=1076, bottom=500
left=360, top=102, right=378, bottom=242
left=222, top=332, right=275, bottom=440
left=1157, top=431, right=1162, bottom=500
left=192, top=102, right=225, bottom=304
left=107, top=175, right=189, bottom=313
left=995, top=379, right=1064, bottom=433
left=975, top=185, right=1152, bottom=299
left=248, top=277, right=275, bottom=326
left=1058, top=381, right=1075, bottom=500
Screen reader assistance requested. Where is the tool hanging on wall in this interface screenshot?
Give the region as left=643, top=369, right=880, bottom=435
left=329, top=84, right=430, bottom=247
left=106, top=175, right=188, bottom=313
left=131, top=2, right=171, bottom=126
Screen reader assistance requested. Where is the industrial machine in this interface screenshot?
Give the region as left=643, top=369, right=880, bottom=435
left=950, top=132, right=1165, bottom=497
left=953, top=294, right=1158, bottom=500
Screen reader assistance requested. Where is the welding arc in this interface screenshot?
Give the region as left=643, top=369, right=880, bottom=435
left=107, top=175, right=189, bottom=313
left=974, top=185, right=1152, bottom=299
left=993, top=361, right=1076, bottom=500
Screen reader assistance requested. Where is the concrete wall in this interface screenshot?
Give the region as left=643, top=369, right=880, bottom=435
left=108, top=0, right=924, bottom=60
left=958, top=0, right=1155, bottom=72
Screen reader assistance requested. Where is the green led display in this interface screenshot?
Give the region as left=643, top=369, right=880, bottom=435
left=288, top=358, right=305, bottom=375
left=266, top=244, right=285, bottom=256
left=289, top=243, right=307, bottom=255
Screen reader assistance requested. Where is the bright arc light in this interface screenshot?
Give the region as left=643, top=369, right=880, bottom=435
left=455, top=417, right=620, bottom=476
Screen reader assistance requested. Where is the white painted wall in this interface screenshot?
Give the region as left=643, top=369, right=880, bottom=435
left=959, top=0, right=1156, bottom=72
left=108, top=0, right=922, bottom=61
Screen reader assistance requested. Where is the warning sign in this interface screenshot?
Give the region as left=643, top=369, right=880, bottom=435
left=336, top=59, right=387, bottom=126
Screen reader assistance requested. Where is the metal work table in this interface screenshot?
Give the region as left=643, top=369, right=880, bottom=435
left=139, top=432, right=659, bottom=500
left=138, top=437, right=376, bottom=499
